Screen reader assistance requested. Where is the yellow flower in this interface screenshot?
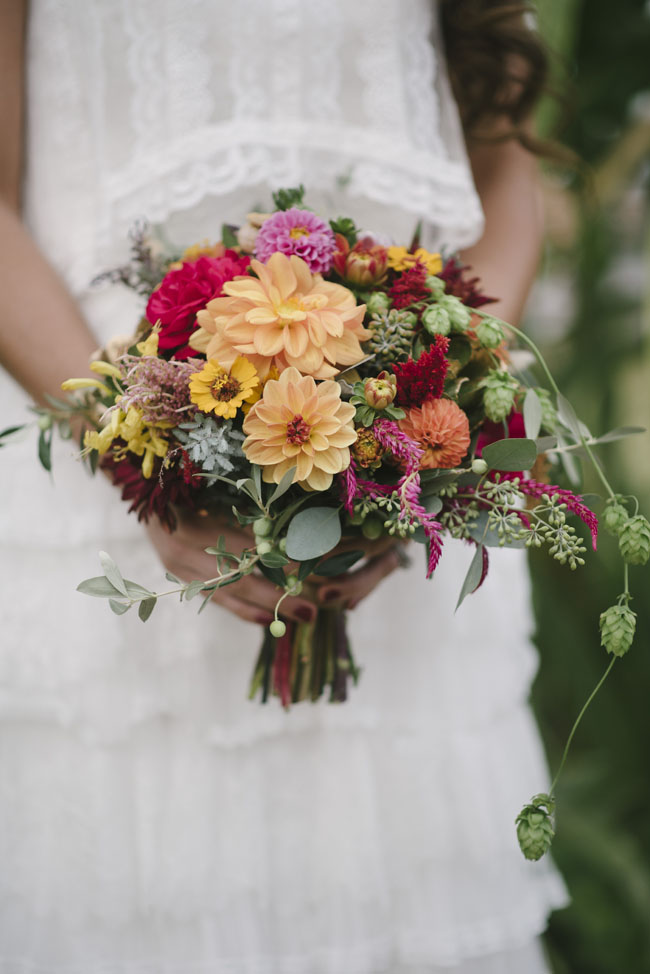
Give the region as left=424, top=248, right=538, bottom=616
left=386, top=246, right=442, bottom=276
left=189, top=356, right=260, bottom=419
left=242, top=366, right=357, bottom=491
left=61, top=377, right=111, bottom=395
left=190, top=252, right=369, bottom=380
left=136, top=326, right=160, bottom=357
left=83, top=406, right=170, bottom=478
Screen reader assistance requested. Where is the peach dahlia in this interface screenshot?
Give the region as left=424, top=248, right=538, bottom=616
left=190, top=252, right=369, bottom=380
left=242, top=367, right=357, bottom=490
left=399, top=398, right=470, bottom=469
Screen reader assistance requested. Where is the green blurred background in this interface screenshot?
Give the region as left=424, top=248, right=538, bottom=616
left=529, top=1, right=650, bottom=970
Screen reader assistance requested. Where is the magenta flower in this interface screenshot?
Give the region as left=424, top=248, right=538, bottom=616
left=254, top=208, right=336, bottom=273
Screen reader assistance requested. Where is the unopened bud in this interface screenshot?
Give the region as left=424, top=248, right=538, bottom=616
left=256, top=540, right=272, bottom=555
left=471, top=458, right=488, bottom=475
left=364, top=371, right=397, bottom=409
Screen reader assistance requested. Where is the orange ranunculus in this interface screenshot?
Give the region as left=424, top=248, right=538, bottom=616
left=399, top=398, right=470, bottom=469
left=190, top=252, right=369, bottom=380
left=242, top=366, right=357, bottom=490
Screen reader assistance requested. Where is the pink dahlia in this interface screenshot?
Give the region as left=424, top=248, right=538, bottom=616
left=254, top=208, right=336, bottom=273
left=146, top=251, right=251, bottom=358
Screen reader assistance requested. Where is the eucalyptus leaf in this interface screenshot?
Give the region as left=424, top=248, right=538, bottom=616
left=268, top=467, right=297, bottom=507
left=523, top=388, right=542, bottom=441
left=184, top=579, right=207, bottom=601
left=557, top=393, right=585, bottom=442
left=315, top=550, right=365, bottom=577
left=124, top=579, right=155, bottom=599
left=165, top=571, right=182, bottom=584
left=77, top=576, right=123, bottom=598
left=557, top=432, right=581, bottom=485
left=536, top=435, right=558, bottom=453
left=467, top=510, right=527, bottom=549
left=98, top=550, right=128, bottom=597
left=285, top=507, right=342, bottom=561
left=138, top=597, right=157, bottom=622
left=109, top=598, right=131, bottom=615
left=481, top=437, right=538, bottom=472
left=456, top=545, right=485, bottom=611
left=422, top=495, right=443, bottom=515
left=592, top=425, right=646, bottom=445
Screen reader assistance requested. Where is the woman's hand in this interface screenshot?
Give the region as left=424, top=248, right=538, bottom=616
left=314, top=544, right=406, bottom=611
left=146, top=511, right=321, bottom=627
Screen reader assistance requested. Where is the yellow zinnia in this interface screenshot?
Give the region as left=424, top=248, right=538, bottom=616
left=189, top=356, right=260, bottom=419
left=386, top=246, right=442, bottom=276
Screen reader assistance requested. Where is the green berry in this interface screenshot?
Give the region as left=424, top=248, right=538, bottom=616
left=361, top=516, right=384, bottom=540
left=269, top=620, right=287, bottom=638
left=475, top=317, right=504, bottom=349
left=601, top=501, right=629, bottom=537
left=515, top=794, right=555, bottom=861
left=421, top=304, right=451, bottom=337
left=618, top=515, right=650, bottom=566
left=285, top=575, right=303, bottom=595
left=599, top=603, right=637, bottom=656
left=253, top=517, right=273, bottom=538
left=471, top=458, right=488, bottom=475
left=255, top=540, right=272, bottom=556
left=37, top=413, right=53, bottom=431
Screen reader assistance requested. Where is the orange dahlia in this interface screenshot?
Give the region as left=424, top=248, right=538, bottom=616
left=190, top=252, right=369, bottom=380
left=399, top=398, right=470, bottom=469
left=242, top=366, right=357, bottom=490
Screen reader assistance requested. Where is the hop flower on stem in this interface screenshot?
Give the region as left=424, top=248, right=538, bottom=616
left=618, top=514, right=650, bottom=565
left=600, top=602, right=637, bottom=657
left=515, top=793, right=555, bottom=861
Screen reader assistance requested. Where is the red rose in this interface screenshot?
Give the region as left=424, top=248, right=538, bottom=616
left=146, top=251, right=251, bottom=357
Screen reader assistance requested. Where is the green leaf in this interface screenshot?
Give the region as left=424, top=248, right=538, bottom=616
left=536, top=435, right=558, bottom=452
left=184, top=579, right=207, bottom=601
left=38, top=427, right=52, bottom=472
left=231, top=506, right=259, bottom=526
left=221, top=223, right=238, bottom=247
left=467, top=510, right=527, bottom=549
left=297, top=556, right=322, bottom=581
left=268, top=467, right=297, bottom=507
left=58, top=418, right=72, bottom=440
left=0, top=424, right=26, bottom=444
left=556, top=432, right=581, bottom=485
left=109, top=598, right=131, bottom=615
left=165, top=571, right=182, bottom=584
left=258, top=562, right=287, bottom=587
left=123, top=579, right=155, bottom=599
left=252, top=463, right=263, bottom=500
left=77, top=575, right=123, bottom=598
left=422, top=495, right=443, bottom=515
left=285, top=507, right=342, bottom=560
left=138, top=596, right=157, bottom=622
left=481, top=437, right=538, bottom=472
left=315, top=549, right=364, bottom=577
left=592, top=425, right=647, bottom=445
left=557, top=392, right=584, bottom=442
left=98, top=550, right=128, bottom=597
left=272, top=185, right=306, bottom=210
left=215, top=572, right=243, bottom=589
left=456, top=545, right=484, bottom=610
left=523, top=388, right=543, bottom=441
left=259, top=550, right=290, bottom=568
left=198, top=587, right=217, bottom=613
left=88, top=448, right=99, bottom=475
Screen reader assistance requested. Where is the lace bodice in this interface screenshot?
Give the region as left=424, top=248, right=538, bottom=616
left=24, top=0, right=484, bottom=296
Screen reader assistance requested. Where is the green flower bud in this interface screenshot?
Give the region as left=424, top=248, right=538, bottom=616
left=425, top=274, right=446, bottom=296
left=255, top=540, right=273, bottom=556
left=253, top=517, right=273, bottom=538
left=471, top=458, right=488, bottom=475
left=366, top=291, right=391, bottom=316
left=269, top=620, right=287, bottom=638
left=515, top=794, right=555, bottom=861
left=38, top=413, right=53, bottom=431
left=482, top=370, right=518, bottom=423
left=599, top=603, right=637, bottom=656
left=361, top=516, right=384, bottom=540
left=475, top=317, right=504, bottom=349
left=421, top=304, right=451, bottom=337
left=601, top=500, right=629, bottom=537
left=439, top=294, right=472, bottom=332
left=618, top=515, right=650, bottom=566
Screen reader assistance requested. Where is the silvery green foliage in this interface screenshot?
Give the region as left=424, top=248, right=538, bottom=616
left=175, top=414, right=245, bottom=480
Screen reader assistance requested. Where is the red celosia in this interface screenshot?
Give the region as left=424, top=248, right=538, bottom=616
left=436, top=256, right=495, bottom=308
left=146, top=251, right=251, bottom=358
left=388, top=261, right=431, bottom=310
left=101, top=448, right=203, bottom=530
left=392, top=336, right=449, bottom=408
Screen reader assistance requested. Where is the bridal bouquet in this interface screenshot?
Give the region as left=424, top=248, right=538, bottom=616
left=4, top=186, right=648, bottom=861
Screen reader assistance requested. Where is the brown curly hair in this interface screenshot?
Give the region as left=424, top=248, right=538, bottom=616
left=440, top=0, right=551, bottom=152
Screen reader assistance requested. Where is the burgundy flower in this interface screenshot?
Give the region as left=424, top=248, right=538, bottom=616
left=146, top=251, right=251, bottom=358
left=392, top=336, right=450, bottom=408
left=476, top=411, right=526, bottom=456
left=101, top=448, right=203, bottom=530
left=388, top=261, right=431, bottom=310
left=437, top=256, right=495, bottom=308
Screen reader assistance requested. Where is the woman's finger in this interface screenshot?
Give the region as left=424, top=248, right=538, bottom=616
left=316, top=547, right=402, bottom=609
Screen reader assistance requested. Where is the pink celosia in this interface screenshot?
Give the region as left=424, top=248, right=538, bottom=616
left=505, top=476, right=599, bottom=550
left=118, top=355, right=199, bottom=424
left=254, top=208, right=336, bottom=273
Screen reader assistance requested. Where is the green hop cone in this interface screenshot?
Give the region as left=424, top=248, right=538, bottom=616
left=366, top=291, right=391, bottom=316
left=618, top=514, right=650, bottom=566
left=601, top=500, right=629, bottom=537
left=515, top=794, right=555, bottom=861
left=536, top=387, right=558, bottom=433
left=425, top=274, right=446, bottom=297
left=439, top=294, right=472, bottom=332
left=599, top=603, right=637, bottom=657
left=421, top=304, right=451, bottom=337
left=475, top=317, right=504, bottom=349
left=482, top=370, right=517, bottom=423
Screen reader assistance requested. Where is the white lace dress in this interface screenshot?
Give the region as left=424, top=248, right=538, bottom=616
left=0, top=1, right=568, bottom=971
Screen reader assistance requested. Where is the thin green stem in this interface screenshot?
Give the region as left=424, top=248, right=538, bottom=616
left=549, top=657, right=617, bottom=797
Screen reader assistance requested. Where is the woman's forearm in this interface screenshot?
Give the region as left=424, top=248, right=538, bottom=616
left=0, top=200, right=97, bottom=403
left=461, top=138, right=544, bottom=325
